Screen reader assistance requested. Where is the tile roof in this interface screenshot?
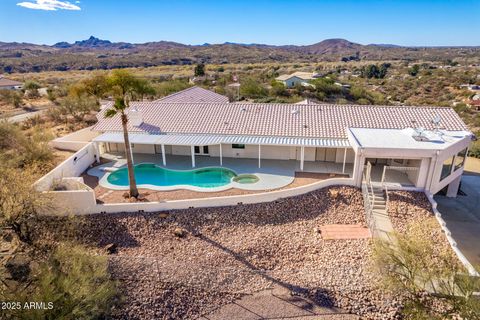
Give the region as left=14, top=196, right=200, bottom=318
left=154, top=86, right=229, bottom=103
left=93, top=102, right=468, bottom=139
left=0, top=77, right=22, bottom=87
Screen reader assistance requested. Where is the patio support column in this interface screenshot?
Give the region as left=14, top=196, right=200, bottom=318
left=219, top=143, right=223, bottom=166
left=300, top=146, right=305, bottom=171
left=93, top=141, right=100, bottom=163
left=342, top=147, right=347, bottom=174
left=161, top=144, right=166, bottom=166
left=191, top=145, right=196, bottom=168
left=258, top=144, right=261, bottom=168
left=129, top=141, right=134, bottom=165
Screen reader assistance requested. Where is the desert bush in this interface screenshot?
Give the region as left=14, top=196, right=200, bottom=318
left=240, top=77, right=268, bottom=99
left=372, top=218, right=480, bottom=319
left=0, top=89, right=23, bottom=108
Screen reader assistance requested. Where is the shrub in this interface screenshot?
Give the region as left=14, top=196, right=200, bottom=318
left=2, top=243, right=119, bottom=320
left=372, top=218, right=480, bottom=319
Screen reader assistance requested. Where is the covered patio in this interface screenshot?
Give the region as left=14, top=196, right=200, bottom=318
left=89, top=152, right=354, bottom=192
left=92, top=132, right=353, bottom=173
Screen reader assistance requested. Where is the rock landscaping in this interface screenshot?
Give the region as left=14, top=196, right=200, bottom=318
left=34, top=186, right=407, bottom=319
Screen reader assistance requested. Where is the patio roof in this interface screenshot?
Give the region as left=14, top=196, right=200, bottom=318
left=92, top=132, right=351, bottom=148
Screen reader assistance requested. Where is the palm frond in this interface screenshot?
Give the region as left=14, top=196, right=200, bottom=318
left=104, top=108, right=117, bottom=118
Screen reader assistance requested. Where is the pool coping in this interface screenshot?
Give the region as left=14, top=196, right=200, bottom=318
left=88, top=161, right=293, bottom=192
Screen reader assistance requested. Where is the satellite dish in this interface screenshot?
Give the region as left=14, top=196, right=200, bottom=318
left=432, top=115, right=441, bottom=125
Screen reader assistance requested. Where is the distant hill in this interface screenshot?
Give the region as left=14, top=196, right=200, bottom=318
left=297, top=39, right=362, bottom=55
left=0, top=36, right=479, bottom=73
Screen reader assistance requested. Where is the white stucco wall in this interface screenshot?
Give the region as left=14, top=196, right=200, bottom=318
left=35, top=143, right=97, bottom=191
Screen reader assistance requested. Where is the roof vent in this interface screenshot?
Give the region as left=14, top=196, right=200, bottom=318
left=291, top=109, right=299, bottom=115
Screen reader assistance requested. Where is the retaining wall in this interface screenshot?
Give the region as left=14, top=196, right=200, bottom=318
left=50, top=126, right=100, bottom=152
left=41, top=177, right=356, bottom=215
left=35, top=142, right=97, bottom=191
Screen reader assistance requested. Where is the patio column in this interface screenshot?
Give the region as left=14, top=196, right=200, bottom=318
left=342, top=147, right=347, bottom=174
left=161, top=144, right=166, bottom=166
left=258, top=144, right=261, bottom=168
left=191, top=145, right=196, bottom=167
left=219, top=143, right=223, bottom=166
left=93, top=141, right=100, bottom=163
left=129, top=141, right=134, bottom=165
left=300, top=146, right=305, bottom=171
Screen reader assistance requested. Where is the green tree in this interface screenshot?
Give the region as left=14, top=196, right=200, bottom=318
left=104, top=70, right=154, bottom=198
left=409, top=64, right=421, bottom=76
left=194, top=63, right=206, bottom=77
left=240, top=78, right=268, bottom=99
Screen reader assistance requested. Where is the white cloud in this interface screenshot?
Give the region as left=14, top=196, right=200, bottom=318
left=17, top=0, right=81, bottom=11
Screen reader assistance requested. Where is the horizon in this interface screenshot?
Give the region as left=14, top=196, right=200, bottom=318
left=0, top=0, right=479, bottom=46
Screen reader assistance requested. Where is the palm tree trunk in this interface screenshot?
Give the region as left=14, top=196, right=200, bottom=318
left=121, top=114, right=139, bottom=198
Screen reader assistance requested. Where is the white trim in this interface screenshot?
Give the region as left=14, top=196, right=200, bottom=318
left=300, top=146, right=305, bottom=171
left=93, top=132, right=350, bottom=148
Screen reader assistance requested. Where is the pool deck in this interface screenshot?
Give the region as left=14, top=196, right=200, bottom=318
left=87, top=153, right=353, bottom=192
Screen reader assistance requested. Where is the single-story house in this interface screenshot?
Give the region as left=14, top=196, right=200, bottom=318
left=0, top=76, right=23, bottom=90
left=154, top=86, right=229, bottom=103
left=275, top=72, right=321, bottom=88
left=91, top=100, right=472, bottom=197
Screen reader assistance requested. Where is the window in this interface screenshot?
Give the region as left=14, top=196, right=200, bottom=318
left=232, top=144, right=245, bottom=149
left=454, top=148, right=467, bottom=171
left=194, top=146, right=200, bottom=154
left=203, top=146, right=209, bottom=154
left=440, top=156, right=454, bottom=181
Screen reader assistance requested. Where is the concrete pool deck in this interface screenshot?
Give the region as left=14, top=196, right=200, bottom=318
left=87, top=153, right=353, bottom=192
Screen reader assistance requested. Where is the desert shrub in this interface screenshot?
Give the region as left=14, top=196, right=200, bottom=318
left=0, top=121, right=53, bottom=169
left=1, top=243, right=119, bottom=320
left=23, top=80, right=41, bottom=99
left=372, top=218, right=480, bottom=319
left=0, top=89, right=23, bottom=108
left=154, top=79, right=191, bottom=98
left=240, top=78, right=268, bottom=99
left=58, top=94, right=99, bottom=122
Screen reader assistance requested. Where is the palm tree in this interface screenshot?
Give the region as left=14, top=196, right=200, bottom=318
left=104, top=70, right=154, bottom=198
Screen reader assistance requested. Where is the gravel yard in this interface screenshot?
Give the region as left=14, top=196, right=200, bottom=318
left=35, top=186, right=402, bottom=319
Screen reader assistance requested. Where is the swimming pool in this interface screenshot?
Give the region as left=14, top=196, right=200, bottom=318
left=107, top=163, right=238, bottom=188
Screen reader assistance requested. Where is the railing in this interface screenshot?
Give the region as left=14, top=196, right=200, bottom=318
left=362, top=172, right=376, bottom=234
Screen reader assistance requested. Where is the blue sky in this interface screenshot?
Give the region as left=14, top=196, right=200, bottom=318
left=1, top=0, right=479, bottom=46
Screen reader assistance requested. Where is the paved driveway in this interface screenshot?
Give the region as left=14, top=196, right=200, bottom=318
left=434, top=175, right=480, bottom=270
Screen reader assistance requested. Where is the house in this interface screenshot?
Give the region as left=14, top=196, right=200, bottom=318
left=467, top=99, right=480, bottom=111
left=460, top=84, right=480, bottom=91
left=275, top=72, right=320, bottom=88
left=154, top=86, right=229, bottom=103
left=0, top=76, right=23, bottom=90
left=91, top=101, right=472, bottom=197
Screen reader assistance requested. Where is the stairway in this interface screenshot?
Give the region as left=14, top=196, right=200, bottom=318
left=364, top=185, right=394, bottom=241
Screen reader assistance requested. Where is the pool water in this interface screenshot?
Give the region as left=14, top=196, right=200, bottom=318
left=107, top=163, right=237, bottom=188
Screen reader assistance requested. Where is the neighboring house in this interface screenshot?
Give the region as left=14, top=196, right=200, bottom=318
left=0, top=76, right=23, bottom=90
left=467, top=99, right=480, bottom=111
left=460, top=84, right=480, bottom=91
left=275, top=72, right=320, bottom=88
left=154, top=86, right=229, bottom=103
left=92, top=102, right=471, bottom=197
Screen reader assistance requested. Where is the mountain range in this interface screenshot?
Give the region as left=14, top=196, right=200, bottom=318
left=0, top=36, right=479, bottom=73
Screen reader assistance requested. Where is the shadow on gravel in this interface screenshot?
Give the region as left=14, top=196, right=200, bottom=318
left=181, top=223, right=337, bottom=308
